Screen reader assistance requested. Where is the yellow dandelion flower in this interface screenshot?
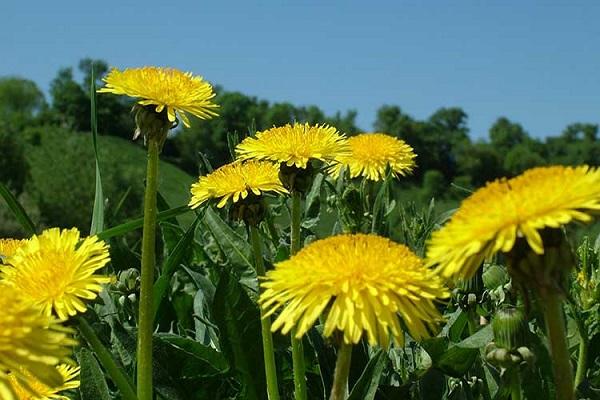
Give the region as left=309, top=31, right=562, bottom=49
left=1, top=228, right=112, bottom=320
left=426, top=165, right=600, bottom=280
left=0, top=285, right=75, bottom=400
left=260, top=234, right=448, bottom=347
left=0, top=239, right=27, bottom=259
left=8, top=364, right=80, bottom=400
left=328, top=133, right=417, bottom=181
left=235, top=123, right=349, bottom=168
left=189, top=161, right=288, bottom=209
left=98, top=66, right=218, bottom=127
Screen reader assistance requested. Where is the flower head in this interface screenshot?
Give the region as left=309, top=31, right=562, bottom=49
left=189, top=161, right=288, bottom=209
left=260, top=234, right=448, bottom=347
left=8, top=364, right=80, bottom=400
left=235, top=123, right=349, bottom=168
left=328, top=133, right=416, bottom=181
left=0, top=239, right=27, bottom=259
left=98, top=66, right=218, bottom=127
left=426, top=165, right=600, bottom=280
left=1, top=228, right=112, bottom=320
left=0, top=285, right=75, bottom=400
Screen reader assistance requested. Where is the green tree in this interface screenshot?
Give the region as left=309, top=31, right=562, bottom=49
left=0, top=77, right=46, bottom=121
left=489, top=117, right=528, bottom=151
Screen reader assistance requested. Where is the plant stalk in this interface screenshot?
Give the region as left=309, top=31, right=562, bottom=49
left=509, top=368, right=522, bottom=400
left=329, top=342, right=353, bottom=400
left=249, top=225, right=281, bottom=400
left=77, top=317, right=138, bottom=400
left=290, top=191, right=307, bottom=400
left=572, top=303, right=589, bottom=389
left=137, top=138, right=160, bottom=400
left=543, top=292, right=575, bottom=400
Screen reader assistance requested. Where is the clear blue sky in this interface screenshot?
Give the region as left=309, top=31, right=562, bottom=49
left=2, top=0, right=599, bottom=138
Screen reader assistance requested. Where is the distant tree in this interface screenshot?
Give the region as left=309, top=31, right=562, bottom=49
left=489, top=117, right=528, bottom=151
left=0, top=77, right=46, bottom=121
left=503, top=144, right=546, bottom=175
left=48, top=67, right=89, bottom=131
left=455, top=141, right=503, bottom=186
left=561, top=123, right=598, bottom=142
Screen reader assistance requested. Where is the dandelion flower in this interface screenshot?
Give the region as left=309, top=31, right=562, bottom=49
left=328, top=133, right=416, bottom=181
left=98, top=66, right=218, bottom=127
left=426, top=165, right=600, bottom=281
left=189, top=160, right=288, bottom=209
left=236, top=123, right=349, bottom=169
left=0, top=285, right=75, bottom=400
left=0, top=239, right=27, bottom=259
left=260, top=234, right=448, bottom=347
left=8, top=364, right=80, bottom=400
left=1, top=228, right=112, bottom=320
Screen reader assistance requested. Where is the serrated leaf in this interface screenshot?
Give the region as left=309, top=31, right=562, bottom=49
left=212, top=269, right=266, bottom=400
left=154, top=333, right=229, bottom=377
left=153, top=217, right=200, bottom=320
left=77, top=348, right=111, bottom=400
left=203, top=207, right=257, bottom=295
left=348, top=349, right=387, bottom=400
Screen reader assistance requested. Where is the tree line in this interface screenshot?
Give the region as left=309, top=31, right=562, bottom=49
left=0, top=58, right=598, bottom=232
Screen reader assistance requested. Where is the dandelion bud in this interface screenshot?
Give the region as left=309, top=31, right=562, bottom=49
left=506, top=228, right=574, bottom=297
left=230, top=194, right=266, bottom=226
left=132, top=104, right=172, bottom=149
left=279, top=162, right=316, bottom=193
left=483, top=264, right=509, bottom=290
left=492, top=307, right=528, bottom=351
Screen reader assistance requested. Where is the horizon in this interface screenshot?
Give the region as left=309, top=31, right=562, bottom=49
left=3, top=1, right=599, bottom=139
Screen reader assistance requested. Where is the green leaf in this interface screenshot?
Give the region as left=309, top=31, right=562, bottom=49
left=154, top=333, right=229, bottom=377
left=96, top=205, right=191, bottom=240
left=153, top=216, right=200, bottom=321
left=212, top=269, right=266, bottom=400
left=348, top=349, right=387, bottom=400
left=202, top=207, right=257, bottom=294
left=422, top=325, right=493, bottom=378
left=89, top=65, right=104, bottom=235
left=0, top=182, right=36, bottom=236
left=77, top=348, right=112, bottom=400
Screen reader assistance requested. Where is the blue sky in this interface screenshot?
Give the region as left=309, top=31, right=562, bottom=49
left=2, top=1, right=599, bottom=138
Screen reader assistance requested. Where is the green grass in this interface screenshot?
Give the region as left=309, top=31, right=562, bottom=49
left=9, top=127, right=195, bottom=234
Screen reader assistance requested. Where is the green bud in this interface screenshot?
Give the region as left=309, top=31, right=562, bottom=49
left=230, top=194, right=266, bottom=226
left=279, top=162, right=316, bottom=193
left=132, top=104, right=172, bottom=149
left=492, top=307, right=528, bottom=351
left=483, top=264, right=509, bottom=290
left=506, top=228, right=574, bottom=298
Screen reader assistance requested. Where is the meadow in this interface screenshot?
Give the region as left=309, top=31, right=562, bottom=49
left=0, top=64, right=599, bottom=400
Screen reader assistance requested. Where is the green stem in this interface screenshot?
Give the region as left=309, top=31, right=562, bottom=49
left=290, top=191, right=307, bottom=400
left=137, top=138, right=160, bottom=400
left=249, top=225, right=280, bottom=400
left=77, top=317, right=138, bottom=400
left=329, top=342, right=353, bottom=400
left=466, top=310, right=492, bottom=400
left=509, top=368, right=522, bottom=400
left=574, top=310, right=588, bottom=389
left=543, top=292, right=575, bottom=400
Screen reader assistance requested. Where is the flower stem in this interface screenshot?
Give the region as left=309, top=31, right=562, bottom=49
left=543, top=292, right=575, bottom=400
left=509, top=368, right=522, bottom=400
left=77, top=317, right=138, bottom=400
left=329, top=342, right=353, bottom=400
left=290, top=191, right=307, bottom=400
left=137, top=138, right=160, bottom=400
left=573, top=307, right=589, bottom=389
left=249, top=225, right=280, bottom=400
